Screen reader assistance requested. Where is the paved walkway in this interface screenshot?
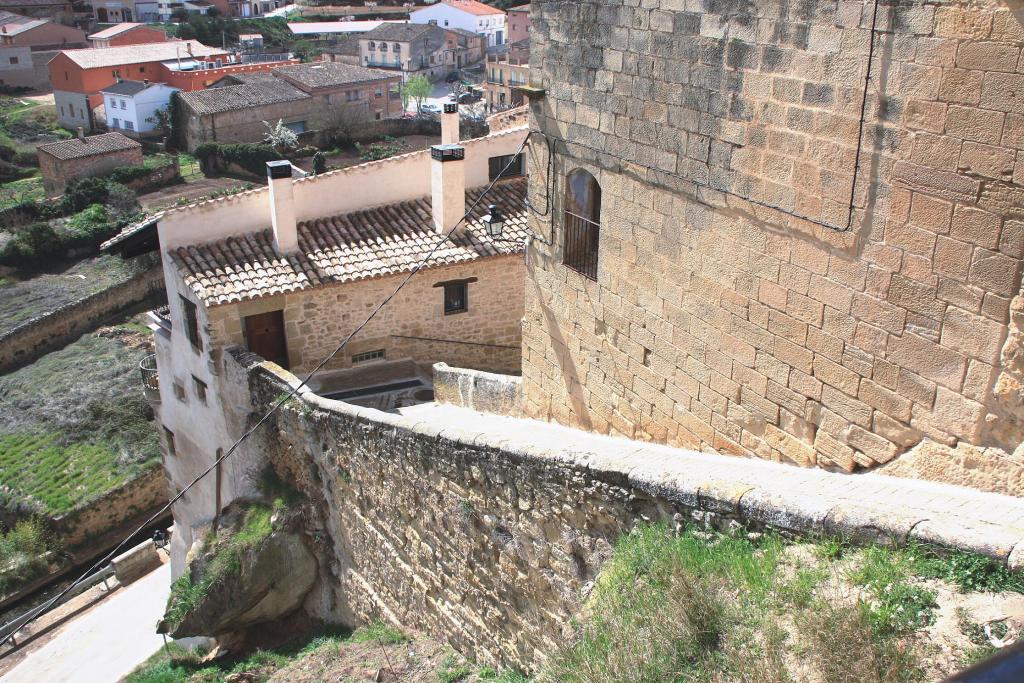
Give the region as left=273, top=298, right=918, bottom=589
left=397, top=402, right=1024, bottom=568
left=1, top=562, right=171, bottom=683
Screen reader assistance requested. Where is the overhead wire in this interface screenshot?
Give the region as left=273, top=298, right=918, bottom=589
left=0, top=130, right=534, bottom=652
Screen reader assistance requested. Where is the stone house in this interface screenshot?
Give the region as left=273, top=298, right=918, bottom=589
left=522, top=0, right=1024, bottom=495
left=359, top=23, right=450, bottom=82
left=37, top=131, right=142, bottom=196
left=177, top=61, right=402, bottom=151
left=506, top=3, right=530, bottom=45
left=111, top=107, right=529, bottom=576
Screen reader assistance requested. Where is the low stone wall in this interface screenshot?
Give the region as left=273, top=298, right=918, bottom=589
left=227, top=351, right=1024, bottom=671
left=432, top=362, right=523, bottom=416
left=55, top=463, right=167, bottom=550
left=0, top=259, right=165, bottom=372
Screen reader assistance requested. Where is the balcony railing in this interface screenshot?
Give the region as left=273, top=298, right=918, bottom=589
left=140, top=354, right=160, bottom=403
left=563, top=211, right=600, bottom=280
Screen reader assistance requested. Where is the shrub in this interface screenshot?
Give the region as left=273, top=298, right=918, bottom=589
left=355, top=136, right=408, bottom=162
left=0, top=222, right=62, bottom=266
left=61, top=177, right=110, bottom=213
left=311, top=151, right=326, bottom=175
left=0, top=518, right=58, bottom=595
left=195, top=142, right=283, bottom=177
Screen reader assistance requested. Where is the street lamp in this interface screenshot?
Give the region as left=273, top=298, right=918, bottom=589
left=482, top=204, right=505, bottom=237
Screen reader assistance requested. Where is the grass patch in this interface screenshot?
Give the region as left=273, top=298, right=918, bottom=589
left=0, top=324, right=160, bottom=517
left=348, top=620, right=409, bottom=645
left=846, top=545, right=938, bottom=639
left=911, top=546, right=1024, bottom=594
left=438, top=653, right=472, bottom=682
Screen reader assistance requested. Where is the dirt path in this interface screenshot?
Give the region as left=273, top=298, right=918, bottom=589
left=138, top=177, right=253, bottom=211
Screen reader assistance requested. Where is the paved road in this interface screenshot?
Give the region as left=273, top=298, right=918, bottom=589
left=1, top=562, right=171, bottom=683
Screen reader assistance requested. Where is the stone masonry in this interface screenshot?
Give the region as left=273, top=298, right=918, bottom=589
left=206, top=256, right=525, bottom=376
left=523, top=0, right=1024, bottom=491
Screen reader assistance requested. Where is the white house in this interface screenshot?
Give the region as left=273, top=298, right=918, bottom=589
left=100, top=80, right=178, bottom=136
left=410, top=0, right=506, bottom=47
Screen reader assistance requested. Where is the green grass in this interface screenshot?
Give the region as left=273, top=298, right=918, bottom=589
left=348, top=621, right=408, bottom=645
left=438, top=653, right=472, bottom=682
left=910, top=545, right=1024, bottom=593
left=0, top=324, right=161, bottom=516
left=847, top=545, right=938, bottom=639
left=0, top=518, right=59, bottom=595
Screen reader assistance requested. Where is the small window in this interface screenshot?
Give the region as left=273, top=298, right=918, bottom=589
left=163, top=427, right=176, bottom=455
left=375, top=87, right=382, bottom=97
left=193, top=375, right=207, bottom=403
left=352, top=349, right=385, bottom=364
left=488, top=153, right=523, bottom=181
left=444, top=281, right=468, bottom=314
left=139, top=65, right=145, bottom=72
left=392, top=42, right=400, bottom=51
left=368, top=41, right=376, bottom=49
left=112, top=117, right=120, bottom=127
left=174, top=381, right=186, bottom=402
left=125, top=119, right=134, bottom=131
left=8, top=56, right=17, bottom=65
left=381, top=43, right=388, bottom=52
left=180, top=295, right=202, bottom=351
left=563, top=168, right=601, bottom=280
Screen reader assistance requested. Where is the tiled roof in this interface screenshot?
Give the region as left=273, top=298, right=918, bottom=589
left=272, top=61, right=395, bottom=90
left=362, top=22, right=441, bottom=43
left=88, top=22, right=144, bottom=39
left=0, top=0, right=68, bottom=7
left=172, top=178, right=528, bottom=305
left=0, top=16, right=45, bottom=35
left=439, top=0, right=504, bottom=16
left=100, top=79, right=151, bottom=96
left=178, top=79, right=308, bottom=115
left=57, top=40, right=224, bottom=69
left=37, top=132, right=141, bottom=160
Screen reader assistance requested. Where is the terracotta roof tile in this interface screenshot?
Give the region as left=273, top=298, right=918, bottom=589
left=172, top=177, right=528, bottom=306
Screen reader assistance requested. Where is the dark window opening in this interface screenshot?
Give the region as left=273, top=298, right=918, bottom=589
left=444, top=281, right=468, bottom=314
left=193, top=375, right=208, bottom=403
left=563, top=168, right=601, bottom=280
left=180, top=295, right=202, bottom=351
left=163, top=427, right=176, bottom=455
left=488, top=153, right=524, bottom=181
left=352, top=349, right=385, bottom=364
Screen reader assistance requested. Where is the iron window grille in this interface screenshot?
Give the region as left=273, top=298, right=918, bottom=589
left=352, top=349, right=386, bottom=364
left=563, top=169, right=601, bottom=280
left=444, top=281, right=468, bottom=314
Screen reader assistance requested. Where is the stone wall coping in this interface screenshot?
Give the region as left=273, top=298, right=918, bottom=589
left=247, top=355, right=1024, bottom=570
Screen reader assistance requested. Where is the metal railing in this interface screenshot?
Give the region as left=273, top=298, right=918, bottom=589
left=139, top=354, right=159, bottom=402
left=563, top=211, right=600, bottom=280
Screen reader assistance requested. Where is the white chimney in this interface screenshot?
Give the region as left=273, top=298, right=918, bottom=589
left=441, top=100, right=459, bottom=145
left=430, top=144, right=465, bottom=235
left=267, top=160, right=298, bottom=253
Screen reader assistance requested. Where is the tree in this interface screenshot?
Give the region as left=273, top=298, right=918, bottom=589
left=405, top=75, right=433, bottom=114
left=146, top=106, right=173, bottom=140
left=263, top=120, right=298, bottom=153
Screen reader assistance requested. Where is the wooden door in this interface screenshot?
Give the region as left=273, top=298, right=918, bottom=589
left=244, top=310, right=289, bottom=369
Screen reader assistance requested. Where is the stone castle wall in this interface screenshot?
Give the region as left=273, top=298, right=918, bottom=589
left=224, top=352, right=1024, bottom=672
left=522, top=0, right=1024, bottom=487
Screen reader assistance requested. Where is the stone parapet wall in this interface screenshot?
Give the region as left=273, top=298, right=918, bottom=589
left=0, top=260, right=165, bottom=373
left=433, top=362, right=523, bottom=416
left=522, top=0, right=1024, bottom=485
left=227, top=351, right=1024, bottom=671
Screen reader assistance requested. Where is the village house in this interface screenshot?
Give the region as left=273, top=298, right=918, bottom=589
left=520, top=1, right=1024, bottom=495
left=48, top=41, right=294, bottom=131
left=104, top=105, right=529, bottom=575
left=484, top=40, right=527, bottom=112
left=410, top=0, right=506, bottom=48
left=100, top=79, right=178, bottom=137
left=87, top=22, right=168, bottom=48
left=0, top=11, right=85, bottom=90
left=37, top=130, right=141, bottom=195
left=359, top=23, right=448, bottom=82
left=505, top=3, right=529, bottom=45
left=177, top=61, right=402, bottom=150
left=0, top=0, right=73, bottom=21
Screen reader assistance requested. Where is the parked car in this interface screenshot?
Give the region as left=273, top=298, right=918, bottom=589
left=458, top=90, right=481, bottom=103
left=419, top=102, right=443, bottom=114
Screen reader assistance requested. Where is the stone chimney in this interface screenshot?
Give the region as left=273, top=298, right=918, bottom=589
left=76, top=127, right=84, bottom=141
left=430, top=144, right=465, bottom=235
left=267, top=160, right=298, bottom=253
left=441, top=100, right=459, bottom=145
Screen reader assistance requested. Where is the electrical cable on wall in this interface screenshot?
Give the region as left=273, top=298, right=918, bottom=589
left=0, top=134, right=533, bottom=651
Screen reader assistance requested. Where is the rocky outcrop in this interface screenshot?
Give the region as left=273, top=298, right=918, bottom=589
left=160, top=501, right=318, bottom=640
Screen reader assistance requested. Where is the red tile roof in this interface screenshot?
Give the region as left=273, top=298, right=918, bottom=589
left=172, top=178, right=527, bottom=305
left=441, top=0, right=504, bottom=16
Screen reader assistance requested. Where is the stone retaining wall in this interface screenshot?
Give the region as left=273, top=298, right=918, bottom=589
left=228, top=350, right=1024, bottom=671
left=55, top=463, right=167, bottom=550
left=0, top=260, right=165, bottom=372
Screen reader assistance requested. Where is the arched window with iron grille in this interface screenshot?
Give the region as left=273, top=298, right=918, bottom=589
left=563, top=169, right=601, bottom=280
